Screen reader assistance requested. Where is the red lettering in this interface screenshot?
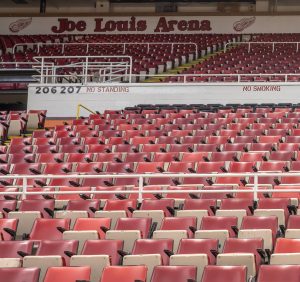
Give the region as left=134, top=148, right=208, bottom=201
left=51, top=18, right=87, bottom=33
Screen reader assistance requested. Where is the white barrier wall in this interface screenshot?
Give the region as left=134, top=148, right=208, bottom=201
left=2, top=16, right=300, bottom=35
left=28, top=83, right=300, bottom=117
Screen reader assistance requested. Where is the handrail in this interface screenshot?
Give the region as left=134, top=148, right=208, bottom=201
left=224, top=41, right=300, bottom=53
left=76, top=104, right=96, bottom=119
left=3, top=171, right=300, bottom=202
left=33, top=72, right=300, bottom=84
left=13, top=42, right=199, bottom=58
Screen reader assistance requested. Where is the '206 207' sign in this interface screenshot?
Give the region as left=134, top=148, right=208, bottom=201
left=34, top=86, right=82, bottom=94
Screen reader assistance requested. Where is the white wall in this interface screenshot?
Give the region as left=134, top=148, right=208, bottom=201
left=28, top=82, right=300, bottom=117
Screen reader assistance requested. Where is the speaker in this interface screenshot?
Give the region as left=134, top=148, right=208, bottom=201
left=95, top=0, right=110, bottom=12
left=40, top=0, right=46, bottom=14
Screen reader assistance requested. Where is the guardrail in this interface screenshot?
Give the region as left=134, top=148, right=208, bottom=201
left=12, top=42, right=199, bottom=58
left=224, top=41, right=300, bottom=53
left=1, top=172, right=300, bottom=202
left=31, top=72, right=300, bottom=84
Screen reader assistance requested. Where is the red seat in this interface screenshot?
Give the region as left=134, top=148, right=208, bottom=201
left=160, top=217, right=197, bottom=238
left=177, top=238, right=218, bottom=264
left=201, top=265, right=247, bottom=282
left=274, top=238, right=300, bottom=254
left=35, top=240, right=79, bottom=266
left=0, top=200, right=17, bottom=217
left=100, top=266, right=147, bottom=282
left=140, top=199, right=175, bottom=217
left=0, top=218, right=18, bottom=240
left=73, top=218, right=111, bottom=239
left=44, top=266, right=91, bottom=282
left=0, top=267, right=40, bottom=282
left=220, top=198, right=255, bottom=216
left=257, top=265, right=300, bottom=282
left=81, top=239, right=123, bottom=265
left=66, top=200, right=100, bottom=217
left=200, top=216, right=238, bottom=237
left=114, top=217, right=152, bottom=239
left=131, top=239, right=173, bottom=265
left=19, top=199, right=55, bottom=218
left=183, top=199, right=216, bottom=216
left=0, top=241, right=33, bottom=258
left=28, top=218, right=70, bottom=241
left=150, top=265, right=197, bottom=282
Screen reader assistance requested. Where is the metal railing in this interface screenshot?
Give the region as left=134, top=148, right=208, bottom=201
left=32, top=55, right=133, bottom=84
left=224, top=41, right=300, bottom=53
left=1, top=172, right=300, bottom=202
left=32, top=72, right=300, bottom=84
left=12, top=42, right=199, bottom=58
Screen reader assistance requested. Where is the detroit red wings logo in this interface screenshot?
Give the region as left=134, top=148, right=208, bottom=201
left=233, top=16, right=256, bottom=32
left=9, top=18, right=32, bottom=33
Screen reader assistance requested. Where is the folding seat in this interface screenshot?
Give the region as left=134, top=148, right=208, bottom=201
left=169, top=130, right=193, bottom=138
left=69, top=163, right=105, bottom=186
left=102, top=199, right=137, bottom=217
left=194, top=130, right=215, bottom=137
left=18, top=199, right=55, bottom=218
left=168, top=144, right=194, bottom=153
left=131, top=136, right=156, bottom=146
left=43, top=266, right=91, bottom=282
left=268, top=151, right=296, bottom=161
left=267, top=129, right=288, bottom=136
left=8, top=153, right=36, bottom=164
left=183, top=199, right=217, bottom=216
left=141, top=144, right=167, bottom=153
left=36, top=153, right=65, bottom=164
left=239, top=216, right=278, bottom=250
left=286, top=215, right=300, bottom=237
left=101, top=130, right=122, bottom=139
left=55, top=187, right=92, bottom=207
left=219, top=129, right=239, bottom=138
left=242, top=129, right=263, bottom=137
left=36, top=163, right=73, bottom=187
left=124, top=152, right=151, bottom=163
left=33, top=137, right=57, bottom=146
left=82, top=137, right=105, bottom=146
left=219, top=198, right=255, bottom=216
left=77, top=130, right=100, bottom=138
left=23, top=240, right=79, bottom=281
left=66, top=199, right=100, bottom=217
left=0, top=199, right=17, bottom=217
left=65, top=153, right=95, bottom=163
left=165, top=186, right=199, bottom=203
left=8, top=145, right=34, bottom=155
left=205, top=136, right=230, bottom=145
left=32, top=130, right=53, bottom=138
left=25, top=187, right=55, bottom=200
left=93, top=186, right=126, bottom=201
left=222, top=143, right=249, bottom=152
left=9, top=163, right=44, bottom=186
left=285, top=136, right=300, bottom=143
left=53, top=131, right=76, bottom=139
left=58, top=137, right=82, bottom=146
left=100, top=266, right=147, bottom=282
left=0, top=218, right=18, bottom=240
left=208, top=152, right=238, bottom=162
left=180, top=152, right=209, bottom=162
left=26, top=218, right=70, bottom=241
left=248, top=143, right=275, bottom=152
left=0, top=240, right=33, bottom=267
left=85, top=144, right=113, bottom=153
left=181, top=136, right=205, bottom=144
left=92, top=153, right=122, bottom=163
left=195, top=144, right=219, bottom=152
left=105, top=217, right=152, bottom=252
left=150, top=266, right=197, bottom=282
left=217, top=238, right=264, bottom=278
left=105, top=162, right=137, bottom=186
left=257, top=265, right=300, bottom=282
left=201, top=265, right=247, bottom=282
left=140, top=199, right=175, bottom=217
left=272, top=185, right=300, bottom=200
left=63, top=218, right=111, bottom=253
left=70, top=240, right=124, bottom=282
left=150, top=152, right=175, bottom=162
left=232, top=136, right=254, bottom=143
left=239, top=152, right=266, bottom=162
left=255, top=198, right=291, bottom=226
left=0, top=268, right=40, bottom=282
left=271, top=238, right=300, bottom=265
left=215, top=162, right=255, bottom=186
left=158, top=217, right=197, bottom=239
left=114, top=144, right=138, bottom=153
left=277, top=143, right=299, bottom=151
left=258, top=135, right=282, bottom=143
